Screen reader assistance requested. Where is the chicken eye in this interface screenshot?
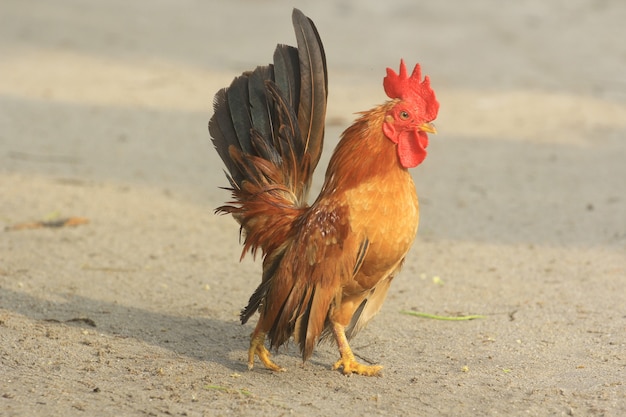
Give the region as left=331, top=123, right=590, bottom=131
left=399, top=111, right=410, bottom=120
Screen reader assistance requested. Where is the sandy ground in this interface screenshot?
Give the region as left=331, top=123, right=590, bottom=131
left=1, top=0, right=625, bottom=416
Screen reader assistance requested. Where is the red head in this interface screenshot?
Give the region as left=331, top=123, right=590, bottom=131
left=382, top=59, right=439, bottom=168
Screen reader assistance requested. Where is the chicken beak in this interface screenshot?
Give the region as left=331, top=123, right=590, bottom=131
left=419, top=122, right=437, bottom=134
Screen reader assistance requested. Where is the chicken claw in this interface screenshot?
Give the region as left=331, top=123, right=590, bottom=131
left=248, top=331, right=285, bottom=372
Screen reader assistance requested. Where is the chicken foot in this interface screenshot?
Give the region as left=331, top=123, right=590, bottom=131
left=247, top=330, right=285, bottom=372
left=331, top=322, right=383, bottom=376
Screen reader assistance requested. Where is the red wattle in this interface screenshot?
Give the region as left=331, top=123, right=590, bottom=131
left=397, top=130, right=428, bottom=168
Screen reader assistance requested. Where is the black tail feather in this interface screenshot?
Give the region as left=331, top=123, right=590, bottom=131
left=226, top=75, right=254, bottom=155
left=209, top=89, right=241, bottom=185
left=292, top=10, right=327, bottom=174
left=272, top=45, right=300, bottom=114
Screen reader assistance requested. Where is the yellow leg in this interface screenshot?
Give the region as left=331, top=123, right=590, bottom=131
left=331, top=322, right=382, bottom=376
left=248, top=330, right=285, bottom=372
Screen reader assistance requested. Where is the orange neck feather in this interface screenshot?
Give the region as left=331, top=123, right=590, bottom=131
left=320, top=102, right=403, bottom=196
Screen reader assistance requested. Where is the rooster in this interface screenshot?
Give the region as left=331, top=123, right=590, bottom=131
left=209, top=9, right=439, bottom=376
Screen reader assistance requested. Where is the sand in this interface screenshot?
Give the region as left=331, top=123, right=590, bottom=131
left=1, top=1, right=625, bottom=415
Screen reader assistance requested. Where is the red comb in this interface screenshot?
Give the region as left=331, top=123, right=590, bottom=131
left=384, top=59, right=433, bottom=100
left=384, top=59, right=439, bottom=120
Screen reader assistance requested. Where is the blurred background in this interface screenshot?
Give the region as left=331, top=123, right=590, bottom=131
left=2, top=0, right=625, bottom=245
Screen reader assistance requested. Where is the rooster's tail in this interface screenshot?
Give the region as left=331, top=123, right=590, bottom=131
left=209, top=8, right=327, bottom=260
